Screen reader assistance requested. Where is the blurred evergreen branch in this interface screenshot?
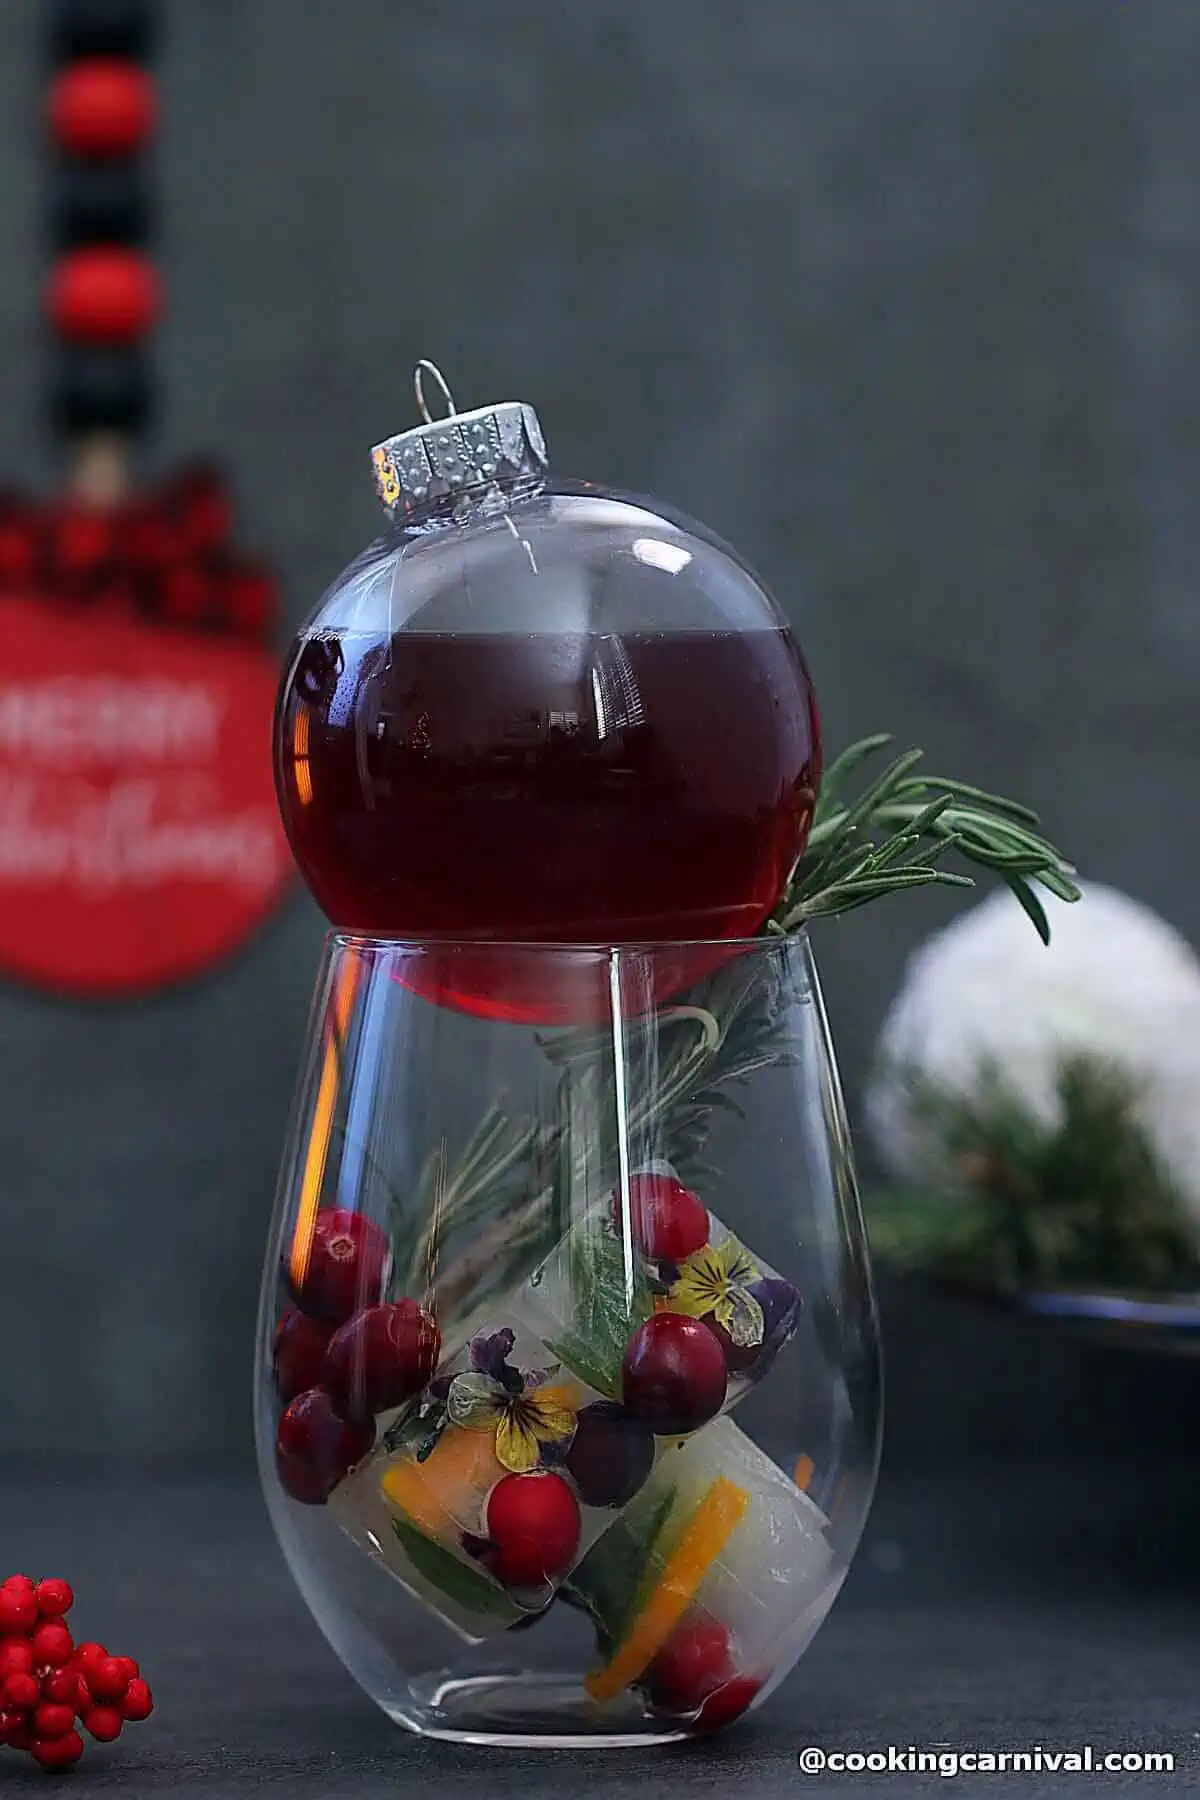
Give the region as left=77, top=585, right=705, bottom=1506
left=868, top=1056, right=1200, bottom=1295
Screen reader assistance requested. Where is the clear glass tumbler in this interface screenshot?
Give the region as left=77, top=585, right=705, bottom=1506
left=255, top=934, right=881, bottom=1748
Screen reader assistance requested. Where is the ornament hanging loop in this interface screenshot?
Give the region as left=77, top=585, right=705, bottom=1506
left=413, top=360, right=457, bottom=424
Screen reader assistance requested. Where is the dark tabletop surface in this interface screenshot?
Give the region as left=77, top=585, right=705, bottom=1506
left=1, top=1456, right=1196, bottom=1799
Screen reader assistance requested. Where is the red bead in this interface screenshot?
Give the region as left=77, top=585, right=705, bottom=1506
left=0, top=1587, right=38, bottom=1632
left=2, top=1671, right=40, bottom=1710
left=71, top=1641, right=107, bottom=1676
left=34, top=1578, right=74, bottom=1619
left=84, top=1704, right=123, bottom=1741
left=324, top=1300, right=441, bottom=1424
left=33, top=1701, right=77, bottom=1738
left=617, top=1174, right=710, bottom=1263
left=87, top=1656, right=129, bottom=1702
left=48, top=248, right=163, bottom=345
left=47, top=59, right=157, bottom=158
left=482, top=1472, right=581, bottom=1589
left=41, top=1668, right=86, bottom=1709
left=621, top=1313, right=728, bottom=1436
left=275, top=1388, right=375, bottom=1505
left=119, top=1678, right=153, bottom=1721
left=287, top=1209, right=392, bottom=1324
left=272, top=1308, right=335, bottom=1405
left=31, top=1727, right=85, bottom=1768
left=644, top=1615, right=735, bottom=1715
left=0, top=1639, right=35, bottom=1677
left=31, top=1623, right=74, bottom=1669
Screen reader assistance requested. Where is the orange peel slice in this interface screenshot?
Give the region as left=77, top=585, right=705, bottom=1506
left=585, top=1475, right=750, bottom=1703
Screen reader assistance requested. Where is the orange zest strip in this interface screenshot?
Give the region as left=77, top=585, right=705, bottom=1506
left=792, top=1454, right=815, bottom=1493
left=585, top=1476, right=750, bottom=1704
left=288, top=952, right=362, bottom=1291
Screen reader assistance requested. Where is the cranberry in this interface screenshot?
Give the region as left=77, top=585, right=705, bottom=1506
left=621, top=1313, right=727, bottom=1436
left=120, top=1678, right=154, bottom=1722
left=706, top=1276, right=802, bottom=1376
left=42, top=1668, right=86, bottom=1708
left=615, top=1174, right=710, bottom=1263
left=83, top=1706, right=123, bottom=1742
left=2, top=1671, right=40, bottom=1710
left=88, top=1657, right=130, bottom=1703
left=30, top=1622, right=74, bottom=1669
left=275, top=1387, right=375, bottom=1505
left=644, top=1615, right=735, bottom=1714
left=691, top=1675, right=762, bottom=1733
left=564, top=1402, right=655, bottom=1508
left=287, top=1209, right=392, bottom=1323
left=482, top=1472, right=581, bottom=1589
left=324, top=1300, right=441, bottom=1424
left=33, top=1578, right=74, bottom=1619
left=0, top=1587, right=38, bottom=1633
left=1, top=1575, right=34, bottom=1593
left=0, top=1639, right=35, bottom=1677
left=31, top=1727, right=85, bottom=1767
left=272, top=1308, right=335, bottom=1404
left=33, top=1701, right=77, bottom=1738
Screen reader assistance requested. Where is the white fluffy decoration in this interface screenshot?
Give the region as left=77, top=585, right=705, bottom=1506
left=865, top=882, right=1200, bottom=1230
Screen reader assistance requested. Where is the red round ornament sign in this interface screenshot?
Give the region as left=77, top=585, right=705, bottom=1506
left=0, top=594, right=292, bottom=995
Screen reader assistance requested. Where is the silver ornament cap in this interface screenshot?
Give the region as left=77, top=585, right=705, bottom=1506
left=370, top=359, right=548, bottom=521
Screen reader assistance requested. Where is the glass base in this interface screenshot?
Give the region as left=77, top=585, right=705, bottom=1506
left=393, top=1673, right=690, bottom=1749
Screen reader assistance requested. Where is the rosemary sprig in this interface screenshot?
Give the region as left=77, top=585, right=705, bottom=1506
left=775, top=736, right=1080, bottom=942
left=377, top=736, right=1080, bottom=1315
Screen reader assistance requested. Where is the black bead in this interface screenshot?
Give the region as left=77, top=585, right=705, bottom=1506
left=51, top=164, right=153, bottom=248
left=49, top=0, right=157, bottom=62
left=49, top=346, right=153, bottom=435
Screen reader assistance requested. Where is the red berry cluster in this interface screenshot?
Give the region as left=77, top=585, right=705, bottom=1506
left=273, top=1209, right=441, bottom=1506
left=0, top=1575, right=153, bottom=1773
left=0, top=467, right=276, bottom=641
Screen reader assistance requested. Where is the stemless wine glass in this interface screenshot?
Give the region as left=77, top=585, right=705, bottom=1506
left=255, top=933, right=881, bottom=1749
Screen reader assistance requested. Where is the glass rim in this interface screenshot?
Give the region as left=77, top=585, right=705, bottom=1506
left=324, top=928, right=811, bottom=955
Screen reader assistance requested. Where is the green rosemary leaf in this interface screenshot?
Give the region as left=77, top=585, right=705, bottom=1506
left=561, top=1484, right=679, bottom=1659
left=1004, top=875, right=1051, bottom=945
left=390, top=1517, right=516, bottom=1620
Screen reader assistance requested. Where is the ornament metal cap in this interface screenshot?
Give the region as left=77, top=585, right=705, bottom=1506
left=370, top=360, right=548, bottom=521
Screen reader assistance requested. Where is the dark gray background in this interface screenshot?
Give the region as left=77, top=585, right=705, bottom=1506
left=1, top=0, right=1198, bottom=1465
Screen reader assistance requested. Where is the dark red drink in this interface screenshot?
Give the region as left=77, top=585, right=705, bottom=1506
left=275, top=627, right=819, bottom=1022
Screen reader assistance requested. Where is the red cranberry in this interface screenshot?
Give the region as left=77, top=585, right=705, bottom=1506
left=621, top=1314, right=727, bottom=1436
left=31, top=1728, right=84, bottom=1768
left=482, top=1473, right=581, bottom=1589
left=33, top=1701, right=77, bottom=1738
left=0, top=1587, right=38, bottom=1633
left=41, top=1668, right=86, bottom=1708
left=87, top=1657, right=129, bottom=1703
left=33, top=1578, right=74, bottom=1619
left=272, top=1308, right=335, bottom=1405
left=564, top=1402, right=655, bottom=1508
left=71, top=1642, right=107, bottom=1678
left=644, top=1615, right=735, bottom=1715
left=324, top=1300, right=441, bottom=1424
left=691, top=1675, right=762, bottom=1733
left=83, top=1706, right=124, bottom=1741
left=120, top=1678, right=154, bottom=1722
left=0, top=1640, right=35, bottom=1677
left=275, top=1388, right=375, bottom=1505
left=615, top=1174, right=710, bottom=1263
left=287, top=1209, right=391, bottom=1323
left=2, top=1671, right=40, bottom=1710
left=30, top=1623, right=74, bottom=1669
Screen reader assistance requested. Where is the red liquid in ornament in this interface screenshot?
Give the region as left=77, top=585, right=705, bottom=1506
left=275, top=629, right=819, bottom=1023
